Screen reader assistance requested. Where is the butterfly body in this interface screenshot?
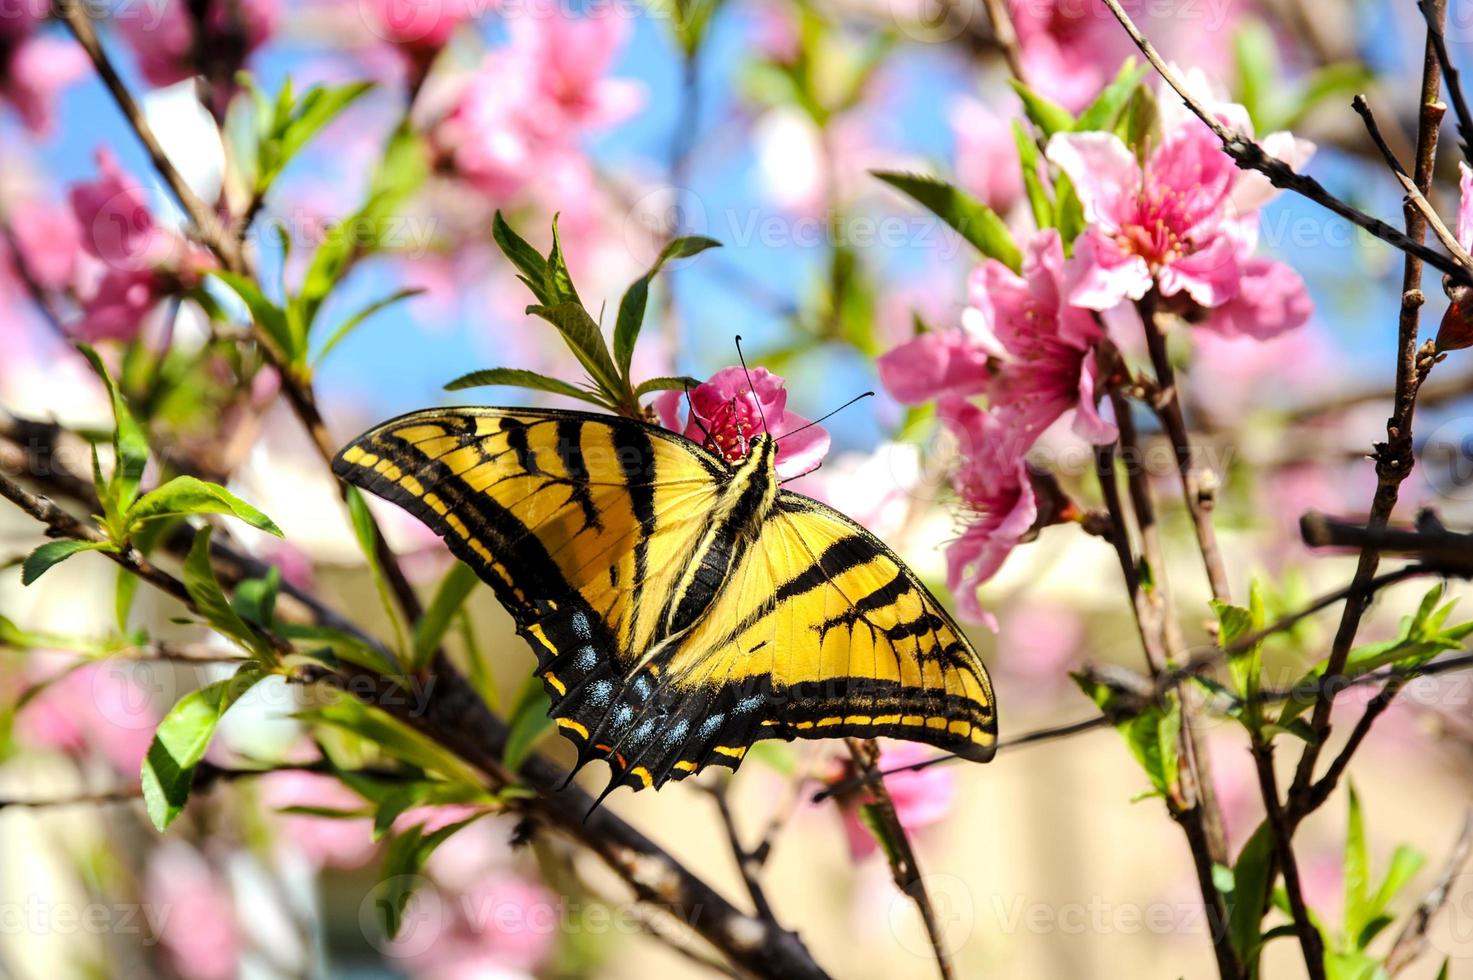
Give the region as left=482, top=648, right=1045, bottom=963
left=334, top=407, right=997, bottom=795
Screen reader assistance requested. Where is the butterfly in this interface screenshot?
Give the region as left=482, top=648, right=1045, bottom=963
left=334, top=406, right=997, bottom=799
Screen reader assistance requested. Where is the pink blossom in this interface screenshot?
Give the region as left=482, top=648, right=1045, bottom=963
left=16, top=661, right=159, bottom=775
left=879, top=230, right=1116, bottom=446
left=1, top=34, right=88, bottom=135
left=114, top=0, right=278, bottom=90
left=146, top=844, right=240, bottom=980
left=434, top=14, right=642, bottom=202
left=72, top=267, right=167, bottom=342
left=1047, top=109, right=1313, bottom=339
left=358, top=0, right=475, bottom=51
left=938, top=398, right=1036, bottom=627
left=260, top=771, right=377, bottom=868
left=655, top=365, right=830, bottom=479
left=69, top=148, right=172, bottom=270
left=1009, top=0, right=1126, bottom=111
left=2, top=197, right=80, bottom=291
left=950, top=97, right=1023, bottom=215
left=838, top=740, right=957, bottom=860
left=392, top=873, right=558, bottom=976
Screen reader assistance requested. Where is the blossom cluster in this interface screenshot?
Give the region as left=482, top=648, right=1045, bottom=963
left=879, top=77, right=1317, bottom=626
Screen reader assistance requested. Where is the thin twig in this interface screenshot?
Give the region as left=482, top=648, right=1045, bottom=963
left=1250, top=741, right=1326, bottom=977
left=1418, top=0, right=1473, bottom=162
left=703, top=779, right=776, bottom=921
left=1286, top=5, right=1448, bottom=820
left=1386, top=808, right=1473, bottom=975
left=1095, top=0, right=1473, bottom=286
left=844, top=739, right=954, bottom=980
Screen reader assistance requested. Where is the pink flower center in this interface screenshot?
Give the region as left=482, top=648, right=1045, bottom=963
left=1114, top=187, right=1195, bottom=268
left=701, top=398, right=758, bottom=463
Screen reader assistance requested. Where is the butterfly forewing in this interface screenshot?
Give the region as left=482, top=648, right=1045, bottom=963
left=334, top=407, right=997, bottom=794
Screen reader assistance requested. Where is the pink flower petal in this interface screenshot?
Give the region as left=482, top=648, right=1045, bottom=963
left=1064, top=230, right=1153, bottom=310
left=1202, top=257, right=1312, bottom=340
left=1045, top=131, right=1140, bottom=229
left=1157, top=232, right=1241, bottom=307
left=876, top=329, right=991, bottom=404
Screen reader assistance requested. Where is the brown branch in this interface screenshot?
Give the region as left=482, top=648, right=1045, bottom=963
left=1095, top=0, right=1473, bottom=287
left=1417, top=0, right=1473, bottom=162
left=702, top=779, right=776, bottom=922
left=1286, top=8, right=1448, bottom=819
left=844, top=738, right=954, bottom=980
left=1300, top=512, right=1473, bottom=576
left=0, top=466, right=832, bottom=980
left=1386, top=808, right=1473, bottom=975
left=1250, top=742, right=1326, bottom=977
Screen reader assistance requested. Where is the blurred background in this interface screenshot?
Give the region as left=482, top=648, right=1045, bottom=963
left=3, top=0, right=1473, bottom=976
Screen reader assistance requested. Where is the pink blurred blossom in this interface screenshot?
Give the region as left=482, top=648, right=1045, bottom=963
left=16, top=661, right=159, bottom=775
left=1, top=34, right=88, bottom=135
left=260, top=770, right=377, bottom=868
left=950, top=97, right=1023, bottom=215
left=997, top=602, right=1082, bottom=693
left=434, top=14, right=642, bottom=203
left=114, top=0, right=279, bottom=92
left=837, top=740, right=957, bottom=860
left=2, top=197, right=79, bottom=291
left=938, top=398, right=1036, bottom=627
left=147, top=844, right=240, bottom=980
left=358, top=0, right=476, bottom=52
left=393, top=873, right=558, bottom=977
left=655, top=365, right=830, bottom=479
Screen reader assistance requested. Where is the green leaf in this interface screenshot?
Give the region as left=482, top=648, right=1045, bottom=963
left=545, top=214, right=581, bottom=307
left=1012, top=121, right=1053, bottom=230
left=277, top=622, right=399, bottom=675
left=613, top=236, right=722, bottom=380
left=502, top=676, right=553, bottom=771
left=1053, top=172, right=1087, bottom=249
left=314, top=288, right=425, bottom=365
left=212, top=271, right=295, bottom=362
left=345, top=486, right=407, bottom=658
left=857, top=803, right=906, bottom=869
left=410, top=562, right=478, bottom=671
left=21, top=540, right=111, bottom=585
left=233, top=566, right=281, bottom=630
left=127, top=476, right=282, bottom=537
left=491, top=211, right=553, bottom=305
left=77, top=344, right=149, bottom=518
left=1074, top=60, right=1145, bottom=132
left=1073, top=674, right=1181, bottom=797
left=1232, top=20, right=1279, bottom=133
left=1365, top=845, right=1425, bottom=938
left=871, top=171, right=1022, bottom=272
left=370, top=780, right=511, bottom=842
left=299, top=696, right=484, bottom=789
left=376, top=814, right=484, bottom=938
left=1344, top=783, right=1369, bottom=941
left=526, top=302, right=626, bottom=400
left=140, top=666, right=264, bottom=831
left=634, top=375, right=702, bottom=399
left=443, top=367, right=610, bottom=407
left=182, top=526, right=272, bottom=661
left=1010, top=80, right=1076, bottom=136
left=271, top=82, right=374, bottom=182
left=1227, top=822, right=1276, bottom=967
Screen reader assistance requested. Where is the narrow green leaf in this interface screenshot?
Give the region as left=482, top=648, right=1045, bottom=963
left=1228, top=822, right=1275, bottom=967
left=545, top=214, right=581, bottom=306
left=1010, top=80, right=1076, bottom=136
left=491, top=212, right=553, bottom=305
left=1367, top=845, right=1425, bottom=927
left=371, top=781, right=492, bottom=842
left=299, top=696, right=484, bottom=789
left=233, top=566, right=281, bottom=630
left=1012, top=121, right=1053, bottom=229
left=1074, top=60, right=1145, bottom=132
left=344, top=486, right=407, bottom=658
left=502, top=676, right=553, bottom=771
left=613, top=236, right=722, bottom=380
left=212, top=271, right=295, bottom=361
left=77, top=344, right=149, bottom=516
left=127, top=475, right=282, bottom=537
left=376, top=814, right=484, bottom=937
left=277, top=622, right=399, bottom=675
left=857, top=803, right=906, bottom=869
left=274, top=82, right=375, bottom=176
left=871, top=171, right=1022, bottom=271
left=634, top=375, right=702, bottom=399
left=410, top=562, right=478, bottom=671
left=21, top=540, right=111, bottom=585
left=443, top=367, right=609, bottom=407
left=1232, top=20, right=1279, bottom=132
left=314, top=288, right=425, bottom=366
left=141, top=666, right=264, bottom=831
left=526, top=302, right=626, bottom=399
left=1344, top=784, right=1369, bottom=941
left=182, top=527, right=272, bottom=661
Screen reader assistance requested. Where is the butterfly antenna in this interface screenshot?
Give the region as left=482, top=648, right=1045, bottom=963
left=684, top=381, right=715, bottom=446
left=776, top=391, right=875, bottom=443
left=733, top=335, right=769, bottom=435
